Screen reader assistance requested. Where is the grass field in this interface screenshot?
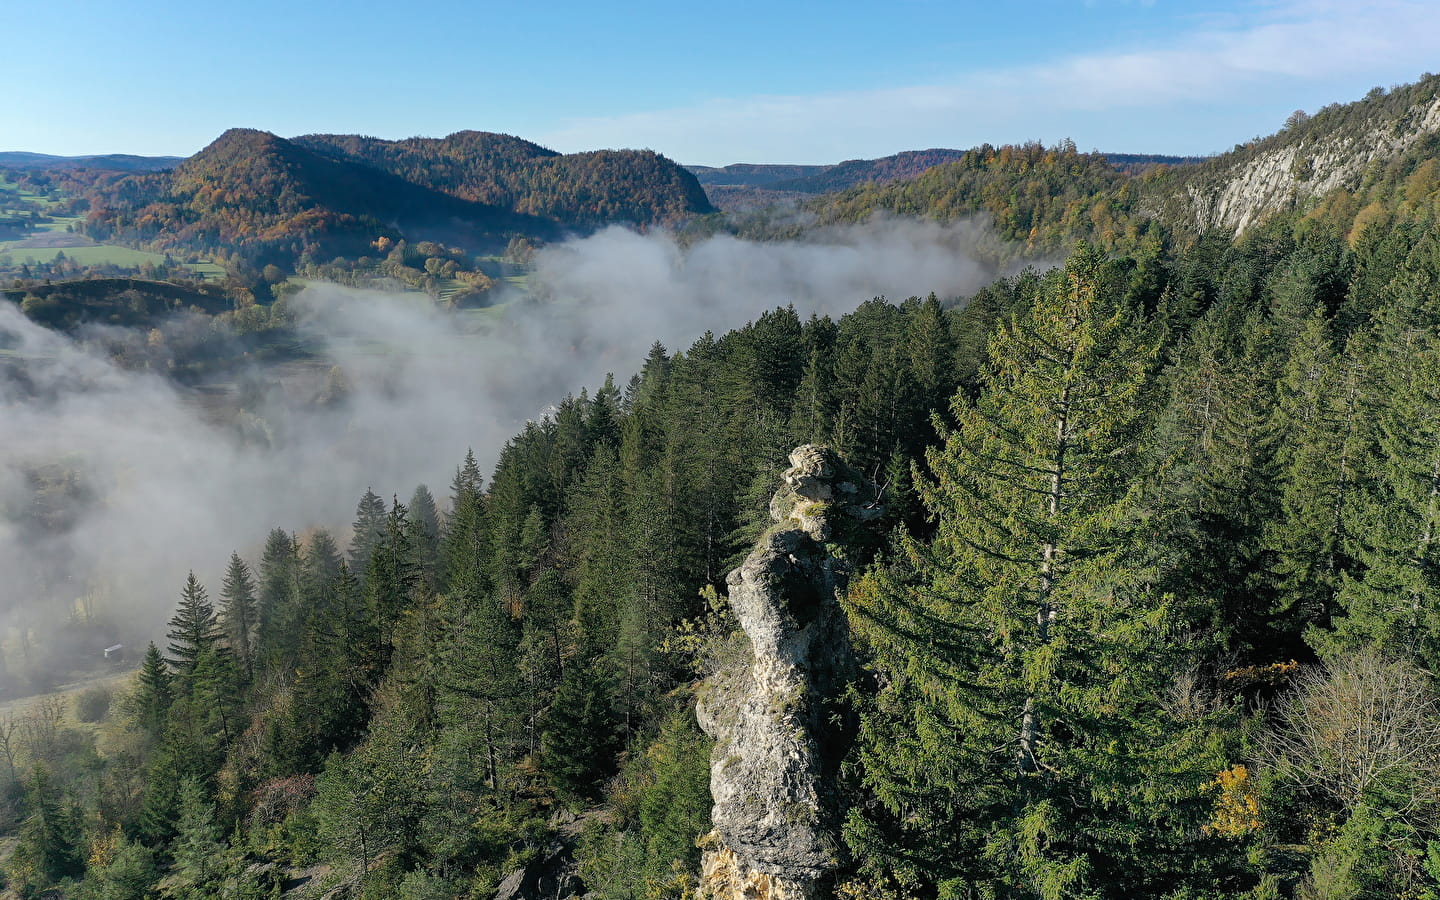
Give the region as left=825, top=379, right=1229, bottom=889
left=0, top=243, right=169, bottom=267
left=186, top=260, right=227, bottom=280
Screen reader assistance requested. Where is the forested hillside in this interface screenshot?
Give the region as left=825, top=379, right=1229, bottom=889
left=77, top=129, right=541, bottom=271
left=67, top=129, right=710, bottom=274
left=774, top=140, right=1144, bottom=253
left=0, top=154, right=181, bottom=173
left=14, top=70, right=1440, bottom=900
left=742, top=75, right=1440, bottom=258
left=12, top=180, right=1440, bottom=898
left=294, top=132, right=713, bottom=226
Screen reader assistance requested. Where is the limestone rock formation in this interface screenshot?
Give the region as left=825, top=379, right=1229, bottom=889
left=696, top=445, right=882, bottom=900
left=1163, top=88, right=1440, bottom=234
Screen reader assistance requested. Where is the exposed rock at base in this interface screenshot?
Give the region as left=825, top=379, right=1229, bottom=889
left=493, top=839, right=585, bottom=900
left=696, top=445, right=882, bottom=899
left=698, top=843, right=816, bottom=900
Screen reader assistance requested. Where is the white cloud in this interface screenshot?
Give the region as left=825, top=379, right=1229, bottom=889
left=536, top=0, right=1440, bottom=163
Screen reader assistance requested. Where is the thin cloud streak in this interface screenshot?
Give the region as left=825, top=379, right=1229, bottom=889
left=538, top=0, right=1440, bottom=163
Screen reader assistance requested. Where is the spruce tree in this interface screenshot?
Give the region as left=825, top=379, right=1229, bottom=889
left=365, top=498, right=419, bottom=660
left=9, top=768, right=83, bottom=890
left=541, top=655, right=620, bottom=800
left=159, top=777, right=224, bottom=897
left=256, top=528, right=300, bottom=667
left=441, top=450, right=487, bottom=596
left=847, top=245, right=1224, bottom=897
left=218, top=551, right=258, bottom=675
left=407, top=484, right=441, bottom=592
left=165, top=572, right=220, bottom=676
left=438, top=586, right=523, bottom=792
left=1330, top=334, right=1440, bottom=666
left=349, top=487, right=387, bottom=574
left=134, top=642, right=173, bottom=741
left=1264, top=311, right=1363, bottom=636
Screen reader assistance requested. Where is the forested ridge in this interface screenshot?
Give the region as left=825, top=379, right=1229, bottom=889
left=66, top=129, right=710, bottom=273
left=10, top=189, right=1440, bottom=899
left=719, top=75, right=1440, bottom=260
left=13, top=72, right=1440, bottom=900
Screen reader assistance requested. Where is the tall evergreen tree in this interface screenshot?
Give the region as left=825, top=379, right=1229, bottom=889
left=1330, top=334, right=1440, bottom=666
left=159, top=778, right=224, bottom=897
left=847, top=246, right=1226, bottom=897
left=407, top=483, right=442, bottom=592
left=219, top=551, right=258, bottom=674
left=256, top=527, right=300, bottom=666
left=8, top=768, right=83, bottom=891
left=1264, top=310, right=1363, bottom=637
left=134, top=642, right=173, bottom=742
left=165, top=572, right=220, bottom=676
left=349, top=487, right=388, bottom=574
left=541, top=655, right=621, bottom=801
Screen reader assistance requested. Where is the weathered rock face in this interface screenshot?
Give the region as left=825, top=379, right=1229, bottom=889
left=696, top=445, right=882, bottom=900
left=1166, top=89, right=1440, bottom=234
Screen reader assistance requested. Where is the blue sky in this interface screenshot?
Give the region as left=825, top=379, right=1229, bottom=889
left=6, top=0, right=1440, bottom=164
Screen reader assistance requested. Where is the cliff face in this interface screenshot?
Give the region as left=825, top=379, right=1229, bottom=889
left=1162, top=84, right=1440, bottom=234
left=696, top=445, right=881, bottom=900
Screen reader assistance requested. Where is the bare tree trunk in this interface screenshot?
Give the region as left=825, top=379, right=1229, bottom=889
left=1019, top=385, right=1069, bottom=775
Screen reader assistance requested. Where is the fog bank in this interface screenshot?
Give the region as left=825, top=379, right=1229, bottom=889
left=0, top=217, right=1015, bottom=691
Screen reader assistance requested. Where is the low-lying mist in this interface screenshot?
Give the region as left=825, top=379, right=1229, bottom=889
left=0, top=216, right=1016, bottom=694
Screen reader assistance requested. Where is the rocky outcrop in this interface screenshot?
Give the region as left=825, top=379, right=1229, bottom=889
left=696, top=445, right=882, bottom=900
left=1168, top=88, right=1440, bottom=234
left=493, top=839, right=585, bottom=900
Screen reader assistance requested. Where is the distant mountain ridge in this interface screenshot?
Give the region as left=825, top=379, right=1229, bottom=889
left=688, top=150, right=1207, bottom=195
left=72, top=127, right=712, bottom=269
left=78, top=128, right=547, bottom=268
left=768, top=74, right=1440, bottom=252
left=0, top=151, right=182, bottom=172
left=293, top=130, right=712, bottom=226
left=686, top=163, right=831, bottom=188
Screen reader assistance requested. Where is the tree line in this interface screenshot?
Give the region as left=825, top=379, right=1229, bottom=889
left=10, top=208, right=1440, bottom=898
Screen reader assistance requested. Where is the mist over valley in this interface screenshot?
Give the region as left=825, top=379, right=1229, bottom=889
left=5, top=38, right=1440, bottom=899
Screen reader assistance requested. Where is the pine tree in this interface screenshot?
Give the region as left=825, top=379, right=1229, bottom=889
left=158, top=777, right=224, bottom=897
left=441, top=450, right=487, bottom=597
left=133, top=642, right=173, bottom=741
left=303, top=529, right=344, bottom=596
left=847, top=245, right=1224, bottom=896
left=135, top=749, right=184, bottom=846
left=165, top=572, right=220, bottom=676
left=438, top=586, right=523, bottom=792
left=256, top=528, right=300, bottom=667
left=349, top=487, right=387, bottom=574
left=1330, top=334, right=1440, bottom=666
left=541, top=655, right=620, bottom=800
left=407, top=484, right=441, bottom=592
left=219, top=551, right=258, bottom=674
left=1264, top=311, right=1362, bottom=636
left=8, top=768, right=83, bottom=890
left=190, top=644, right=244, bottom=746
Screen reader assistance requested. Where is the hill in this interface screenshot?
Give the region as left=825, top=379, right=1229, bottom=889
left=770, top=148, right=973, bottom=192
left=785, top=74, right=1440, bottom=253
left=79, top=129, right=541, bottom=269
left=795, top=140, right=1138, bottom=252
left=0, top=152, right=183, bottom=172
left=66, top=129, right=711, bottom=272
left=685, top=163, right=830, bottom=188
left=1145, top=76, right=1440, bottom=234
left=293, top=130, right=712, bottom=226
left=1, top=277, right=232, bottom=329
left=689, top=150, right=1205, bottom=196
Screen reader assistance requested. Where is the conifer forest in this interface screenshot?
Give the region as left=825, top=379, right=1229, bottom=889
left=7, top=69, right=1440, bottom=900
